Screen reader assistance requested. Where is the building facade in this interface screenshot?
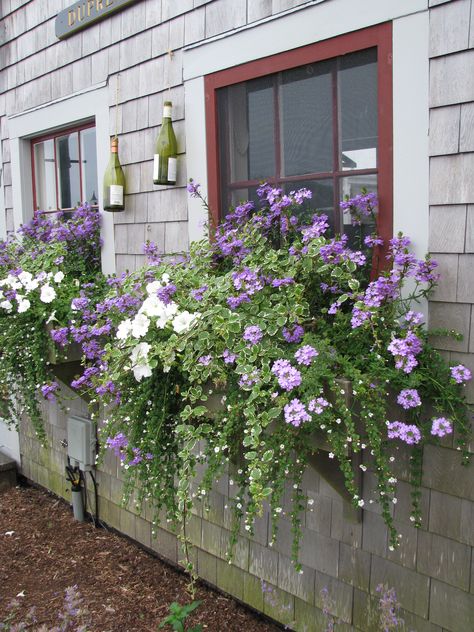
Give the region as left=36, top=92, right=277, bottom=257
left=0, top=1, right=473, bottom=630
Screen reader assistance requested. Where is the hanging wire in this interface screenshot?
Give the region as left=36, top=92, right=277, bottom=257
left=114, top=74, right=120, bottom=139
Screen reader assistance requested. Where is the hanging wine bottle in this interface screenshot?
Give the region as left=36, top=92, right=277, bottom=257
left=153, top=100, right=177, bottom=186
left=103, top=136, right=126, bottom=212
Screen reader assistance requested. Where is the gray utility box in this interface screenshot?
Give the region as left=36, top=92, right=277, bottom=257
left=66, top=415, right=95, bottom=471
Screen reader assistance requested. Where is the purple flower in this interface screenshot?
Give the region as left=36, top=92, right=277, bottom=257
left=351, top=308, right=371, bottom=329
left=191, top=285, right=208, bottom=301
left=340, top=192, right=378, bottom=225
left=364, top=235, right=384, bottom=247
left=129, top=448, right=143, bottom=466
left=198, top=355, right=213, bottom=366
left=227, top=293, right=250, bottom=310
left=405, top=311, right=424, bottom=326
left=284, top=399, right=311, bottom=427
left=186, top=179, right=201, bottom=197
left=282, top=324, right=304, bottom=343
left=397, top=388, right=421, bottom=410
left=450, top=364, right=472, bottom=384
left=239, top=371, right=260, bottom=389
left=431, top=417, right=453, bottom=438
left=400, top=424, right=422, bottom=445
left=388, top=331, right=422, bottom=374
left=157, top=284, right=176, bottom=305
left=50, top=327, right=69, bottom=347
left=243, top=325, right=263, bottom=345
left=387, top=421, right=404, bottom=439
left=271, top=359, right=302, bottom=391
left=300, top=214, right=329, bottom=242
left=271, top=277, right=295, bottom=288
left=222, top=349, right=236, bottom=364
left=143, top=241, right=162, bottom=265
left=106, top=433, right=129, bottom=461
left=232, top=268, right=264, bottom=295
left=294, top=345, right=318, bottom=366
left=308, top=397, right=329, bottom=414
left=40, top=381, right=59, bottom=402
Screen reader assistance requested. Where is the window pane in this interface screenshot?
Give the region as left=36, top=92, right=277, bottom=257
left=33, top=140, right=56, bottom=211
left=217, top=77, right=275, bottom=185
left=339, top=49, right=377, bottom=170
left=340, top=174, right=377, bottom=246
left=280, top=61, right=333, bottom=176
left=80, top=128, right=98, bottom=205
left=56, top=132, right=81, bottom=209
left=284, top=179, right=335, bottom=232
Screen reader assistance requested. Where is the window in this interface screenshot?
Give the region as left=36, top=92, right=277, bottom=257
left=205, top=23, right=392, bottom=243
left=31, top=123, right=98, bottom=213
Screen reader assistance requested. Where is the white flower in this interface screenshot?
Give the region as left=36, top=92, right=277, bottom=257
left=130, top=342, right=151, bottom=365
left=130, top=342, right=152, bottom=382
left=140, top=295, right=167, bottom=318
left=54, top=271, right=64, bottom=283
left=161, top=273, right=170, bottom=284
left=18, top=271, right=33, bottom=286
left=146, top=280, right=162, bottom=295
left=131, top=313, right=150, bottom=338
left=0, top=300, right=12, bottom=312
left=17, top=298, right=30, bottom=313
left=358, top=499, right=365, bottom=507
left=116, top=319, right=133, bottom=340
left=46, top=311, right=57, bottom=324
left=156, top=302, right=178, bottom=329
left=172, top=310, right=199, bottom=334
left=132, top=363, right=152, bottom=382
left=40, top=284, right=56, bottom=303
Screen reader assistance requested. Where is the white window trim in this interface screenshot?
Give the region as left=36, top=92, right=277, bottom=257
left=8, top=84, right=115, bottom=275
left=184, top=0, right=429, bottom=264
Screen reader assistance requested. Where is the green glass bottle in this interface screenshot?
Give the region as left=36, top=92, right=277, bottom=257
left=103, top=136, right=125, bottom=212
left=153, top=100, right=177, bottom=185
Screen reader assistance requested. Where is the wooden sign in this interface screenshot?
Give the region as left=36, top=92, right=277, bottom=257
left=55, top=0, right=140, bottom=40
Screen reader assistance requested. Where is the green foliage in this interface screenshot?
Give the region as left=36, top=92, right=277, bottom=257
left=158, top=601, right=203, bottom=632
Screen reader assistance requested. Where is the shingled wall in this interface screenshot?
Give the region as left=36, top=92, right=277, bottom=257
left=1, top=1, right=474, bottom=630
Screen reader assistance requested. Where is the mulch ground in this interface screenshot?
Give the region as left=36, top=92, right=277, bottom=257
left=0, top=484, right=281, bottom=631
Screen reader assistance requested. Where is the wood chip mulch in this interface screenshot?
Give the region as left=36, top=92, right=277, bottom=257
left=0, top=484, right=282, bottom=631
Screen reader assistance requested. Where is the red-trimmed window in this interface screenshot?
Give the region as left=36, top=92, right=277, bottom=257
left=31, top=122, right=98, bottom=213
left=205, top=23, right=393, bottom=244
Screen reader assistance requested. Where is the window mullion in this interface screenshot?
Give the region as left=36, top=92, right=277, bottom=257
left=332, top=61, right=341, bottom=233
left=274, top=74, right=282, bottom=184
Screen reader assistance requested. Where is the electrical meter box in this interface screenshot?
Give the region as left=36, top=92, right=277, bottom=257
left=66, top=415, right=95, bottom=471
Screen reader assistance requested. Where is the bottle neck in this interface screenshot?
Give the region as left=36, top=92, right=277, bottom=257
left=111, top=138, right=119, bottom=154
left=162, top=104, right=172, bottom=121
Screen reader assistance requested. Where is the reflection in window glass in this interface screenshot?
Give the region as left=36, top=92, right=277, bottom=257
left=80, top=128, right=98, bottom=205
left=281, top=62, right=333, bottom=176
left=34, top=140, right=56, bottom=211
left=56, top=133, right=81, bottom=209
left=284, top=179, right=334, bottom=230
left=340, top=174, right=378, bottom=248
left=339, top=49, right=378, bottom=170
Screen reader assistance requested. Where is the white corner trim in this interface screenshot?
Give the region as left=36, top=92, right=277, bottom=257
left=393, top=12, right=429, bottom=259
left=184, top=77, right=209, bottom=244
left=8, top=86, right=115, bottom=275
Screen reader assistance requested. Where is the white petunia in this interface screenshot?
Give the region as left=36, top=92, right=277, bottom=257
left=130, top=342, right=151, bottom=365
left=172, top=310, right=200, bottom=334
left=54, top=271, right=64, bottom=283
left=17, top=298, right=31, bottom=313
left=132, top=363, right=152, bottom=382
left=146, top=280, right=162, bottom=295
left=161, top=273, right=170, bottom=284
left=156, top=302, right=178, bottom=329
left=40, top=284, right=56, bottom=303
left=131, top=313, right=150, bottom=338
left=140, top=295, right=167, bottom=318
left=18, top=271, right=33, bottom=286
left=116, top=319, right=133, bottom=340
left=0, top=300, right=13, bottom=312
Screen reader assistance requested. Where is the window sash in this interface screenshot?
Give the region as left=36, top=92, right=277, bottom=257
left=31, top=122, right=97, bottom=213
left=205, top=22, right=393, bottom=255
